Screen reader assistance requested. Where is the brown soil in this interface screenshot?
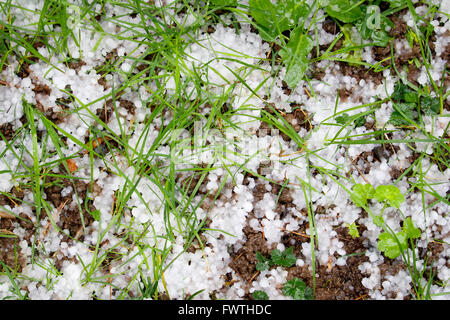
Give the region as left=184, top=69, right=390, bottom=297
left=43, top=176, right=96, bottom=239
left=96, top=98, right=136, bottom=124
left=227, top=208, right=374, bottom=300
left=0, top=217, right=25, bottom=271
left=67, top=59, right=86, bottom=72
left=229, top=224, right=275, bottom=283
left=0, top=122, right=15, bottom=141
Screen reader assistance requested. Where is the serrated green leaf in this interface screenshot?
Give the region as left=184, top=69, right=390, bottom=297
left=278, top=27, right=313, bottom=88
left=420, top=96, right=440, bottom=115
left=377, top=218, right=421, bottom=259
left=270, top=247, right=296, bottom=267
left=252, top=290, right=269, bottom=300
left=335, top=113, right=350, bottom=125
left=346, top=222, right=360, bottom=238
left=404, top=92, right=419, bottom=104
left=389, top=103, right=416, bottom=126
left=326, top=0, right=363, bottom=23
left=403, top=217, right=421, bottom=239
left=374, top=185, right=404, bottom=208
left=282, top=277, right=313, bottom=300
left=336, top=113, right=366, bottom=127
left=255, top=251, right=271, bottom=271
left=391, top=82, right=418, bottom=102
left=378, top=230, right=409, bottom=259
left=350, top=183, right=375, bottom=208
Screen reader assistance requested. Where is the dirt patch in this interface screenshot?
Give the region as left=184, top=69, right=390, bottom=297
left=284, top=225, right=370, bottom=300
left=0, top=122, right=15, bottom=141
left=96, top=98, right=136, bottom=124
left=43, top=176, right=96, bottom=239
left=0, top=218, right=25, bottom=271
left=229, top=225, right=275, bottom=283
left=338, top=62, right=384, bottom=87
left=32, top=82, right=51, bottom=97
left=119, top=99, right=136, bottom=115
left=67, top=59, right=86, bottom=73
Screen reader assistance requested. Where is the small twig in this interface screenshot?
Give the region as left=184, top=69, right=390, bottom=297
left=233, top=251, right=245, bottom=262
left=280, top=227, right=310, bottom=239
left=74, top=227, right=84, bottom=241
left=278, top=147, right=305, bottom=158
left=304, top=87, right=312, bottom=98
left=248, top=271, right=260, bottom=283
left=0, top=229, right=16, bottom=236
left=0, top=211, right=16, bottom=219
left=349, top=156, right=370, bottom=184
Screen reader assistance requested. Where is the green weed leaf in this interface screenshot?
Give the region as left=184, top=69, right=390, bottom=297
left=377, top=231, right=408, bottom=259
left=373, top=214, right=385, bottom=227
left=325, top=0, right=363, bottom=23
left=350, top=183, right=375, bottom=208
left=403, top=217, right=421, bottom=239
left=270, top=247, right=296, bottom=267
left=378, top=217, right=421, bottom=259
left=374, top=185, right=404, bottom=208
left=369, top=29, right=392, bottom=47
left=255, top=252, right=271, bottom=271
left=357, top=8, right=393, bottom=47
left=252, top=290, right=269, bottom=300
left=385, top=0, right=404, bottom=8
left=420, top=96, right=440, bottom=115
left=335, top=113, right=351, bottom=125
left=346, top=222, right=360, bottom=238
left=336, top=113, right=366, bottom=127
left=391, top=82, right=418, bottom=102
left=389, top=103, right=416, bottom=126
left=282, top=277, right=313, bottom=300
left=278, top=26, right=313, bottom=88
left=249, top=0, right=309, bottom=41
